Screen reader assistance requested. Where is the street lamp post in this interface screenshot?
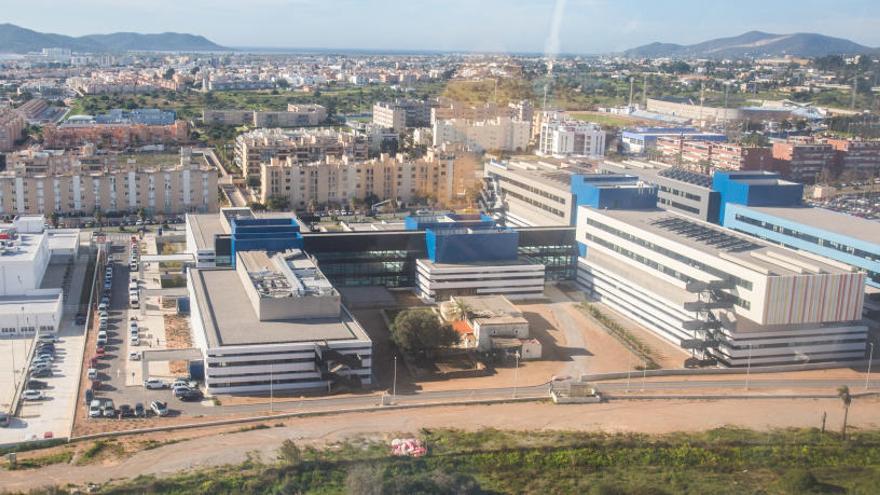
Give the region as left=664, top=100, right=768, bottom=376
left=269, top=363, right=274, bottom=413
left=513, top=351, right=520, bottom=398
left=392, top=355, right=398, bottom=401
left=866, top=342, right=875, bottom=391
left=745, top=344, right=753, bottom=390
left=640, top=358, right=647, bottom=392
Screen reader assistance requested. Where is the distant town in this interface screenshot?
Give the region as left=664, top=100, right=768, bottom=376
left=0, top=18, right=879, bottom=495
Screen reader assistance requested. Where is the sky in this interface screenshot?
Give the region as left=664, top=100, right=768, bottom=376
left=3, top=0, right=880, bottom=54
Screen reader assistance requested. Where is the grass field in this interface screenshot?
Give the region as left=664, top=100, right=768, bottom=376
left=80, top=427, right=880, bottom=495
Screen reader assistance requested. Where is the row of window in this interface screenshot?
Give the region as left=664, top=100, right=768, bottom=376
left=586, top=218, right=754, bottom=290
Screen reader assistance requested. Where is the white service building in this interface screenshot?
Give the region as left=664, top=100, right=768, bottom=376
left=189, top=248, right=372, bottom=394
left=576, top=207, right=867, bottom=366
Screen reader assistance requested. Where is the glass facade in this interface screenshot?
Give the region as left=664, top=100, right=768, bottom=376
left=301, top=226, right=578, bottom=287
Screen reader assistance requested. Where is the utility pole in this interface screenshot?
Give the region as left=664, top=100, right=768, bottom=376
left=851, top=69, right=858, bottom=110
left=641, top=358, right=647, bottom=392
left=821, top=411, right=827, bottom=434
left=866, top=342, right=874, bottom=391
left=642, top=73, right=648, bottom=108
left=628, top=77, right=634, bottom=108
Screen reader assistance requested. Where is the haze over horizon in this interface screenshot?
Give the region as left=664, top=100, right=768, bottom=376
left=3, top=0, right=880, bottom=54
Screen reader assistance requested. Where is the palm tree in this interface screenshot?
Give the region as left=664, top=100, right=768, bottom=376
left=838, top=385, right=852, bottom=440
left=450, top=299, right=471, bottom=321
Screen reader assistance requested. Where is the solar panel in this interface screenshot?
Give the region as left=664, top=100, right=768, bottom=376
left=649, top=216, right=760, bottom=253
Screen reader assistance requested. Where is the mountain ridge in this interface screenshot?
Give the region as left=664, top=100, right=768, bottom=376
left=624, top=31, right=876, bottom=58
left=0, top=23, right=225, bottom=53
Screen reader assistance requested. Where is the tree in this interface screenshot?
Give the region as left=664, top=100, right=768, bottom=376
left=163, top=68, right=176, bottom=80
left=391, top=309, right=459, bottom=361
left=277, top=439, right=301, bottom=465
left=266, top=196, right=290, bottom=211
left=449, top=299, right=471, bottom=321
left=48, top=211, right=59, bottom=229
left=838, top=385, right=852, bottom=440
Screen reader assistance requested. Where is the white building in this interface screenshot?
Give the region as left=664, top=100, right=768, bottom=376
left=539, top=120, right=605, bottom=158
left=576, top=207, right=867, bottom=366
left=416, top=259, right=545, bottom=303
left=188, top=248, right=372, bottom=394
left=433, top=117, right=531, bottom=152
left=0, top=216, right=73, bottom=337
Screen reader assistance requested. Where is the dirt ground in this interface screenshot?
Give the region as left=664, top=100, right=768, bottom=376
left=163, top=314, right=192, bottom=375
left=4, top=396, right=880, bottom=492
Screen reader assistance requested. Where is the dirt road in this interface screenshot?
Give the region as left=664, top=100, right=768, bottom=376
left=4, top=396, right=879, bottom=492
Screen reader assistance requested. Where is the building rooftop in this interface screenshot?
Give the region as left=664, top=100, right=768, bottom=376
left=747, top=205, right=880, bottom=246
left=594, top=208, right=852, bottom=277
left=0, top=294, right=62, bottom=316
left=239, top=249, right=336, bottom=299
left=187, top=213, right=226, bottom=251
left=190, top=268, right=369, bottom=347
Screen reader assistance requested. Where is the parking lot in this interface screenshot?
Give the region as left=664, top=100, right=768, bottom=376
left=76, top=235, right=209, bottom=429
left=0, top=246, right=90, bottom=444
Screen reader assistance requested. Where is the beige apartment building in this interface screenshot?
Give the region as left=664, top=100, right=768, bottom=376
left=259, top=150, right=454, bottom=209
left=432, top=116, right=531, bottom=152
left=0, top=108, right=26, bottom=152
left=234, top=128, right=369, bottom=179
left=203, top=104, right=327, bottom=127
left=0, top=148, right=218, bottom=216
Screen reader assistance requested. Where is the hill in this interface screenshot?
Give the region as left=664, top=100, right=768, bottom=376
left=0, top=23, right=225, bottom=53
left=624, top=30, right=875, bottom=59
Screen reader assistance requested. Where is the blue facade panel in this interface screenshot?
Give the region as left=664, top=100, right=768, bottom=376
left=426, top=228, right=519, bottom=264
left=724, top=204, right=880, bottom=289
left=570, top=174, right=657, bottom=212
left=713, top=171, right=803, bottom=224
left=230, top=217, right=304, bottom=266
left=405, top=213, right=494, bottom=231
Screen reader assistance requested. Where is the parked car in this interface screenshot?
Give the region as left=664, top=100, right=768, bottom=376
left=31, top=368, right=53, bottom=378
left=37, top=335, right=58, bottom=344
left=134, top=402, right=146, bottom=418
left=101, top=400, right=116, bottom=418
left=129, top=351, right=141, bottom=361
left=130, top=335, right=140, bottom=346
left=88, top=400, right=103, bottom=418
left=150, top=400, right=169, bottom=417
left=21, top=390, right=45, bottom=401
left=98, top=302, right=108, bottom=312
left=26, top=379, right=48, bottom=390
left=144, top=378, right=167, bottom=389
left=84, top=388, right=94, bottom=405
left=118, top=404, right=134, bottom=418
left=87, top=368, right=98, bottom=380
left=95, top=346, right=105, bottom=356
left=172, top=385, right=191, bottom=397
left=177, top=389, right=203, bottom=402
left=0, top=412, right=9, bottom=427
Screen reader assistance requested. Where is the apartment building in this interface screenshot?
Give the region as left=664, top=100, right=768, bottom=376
left=234, top=128, right=369, bottom=179
left=0, top=148, right=218, bottom=216
left=0, top=108, right=26, bottom=152
left=431, top=99, right=534, bottom=126
left=826, top=138, right=880, bottom=178
left=259, top=150, right=454, bottom=208
left=205, top=105, right=328, bottom=127
left=42, top=120, right=189, bottom=150
left=538, top=119, right=606, bottom=158
left=656, top=137, right=773, bottom=173
left=372, top=99, right=432, bottom=133
left=432, top=117, right=530, bottom=152
left=771, top=138, right=836, bottom=183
